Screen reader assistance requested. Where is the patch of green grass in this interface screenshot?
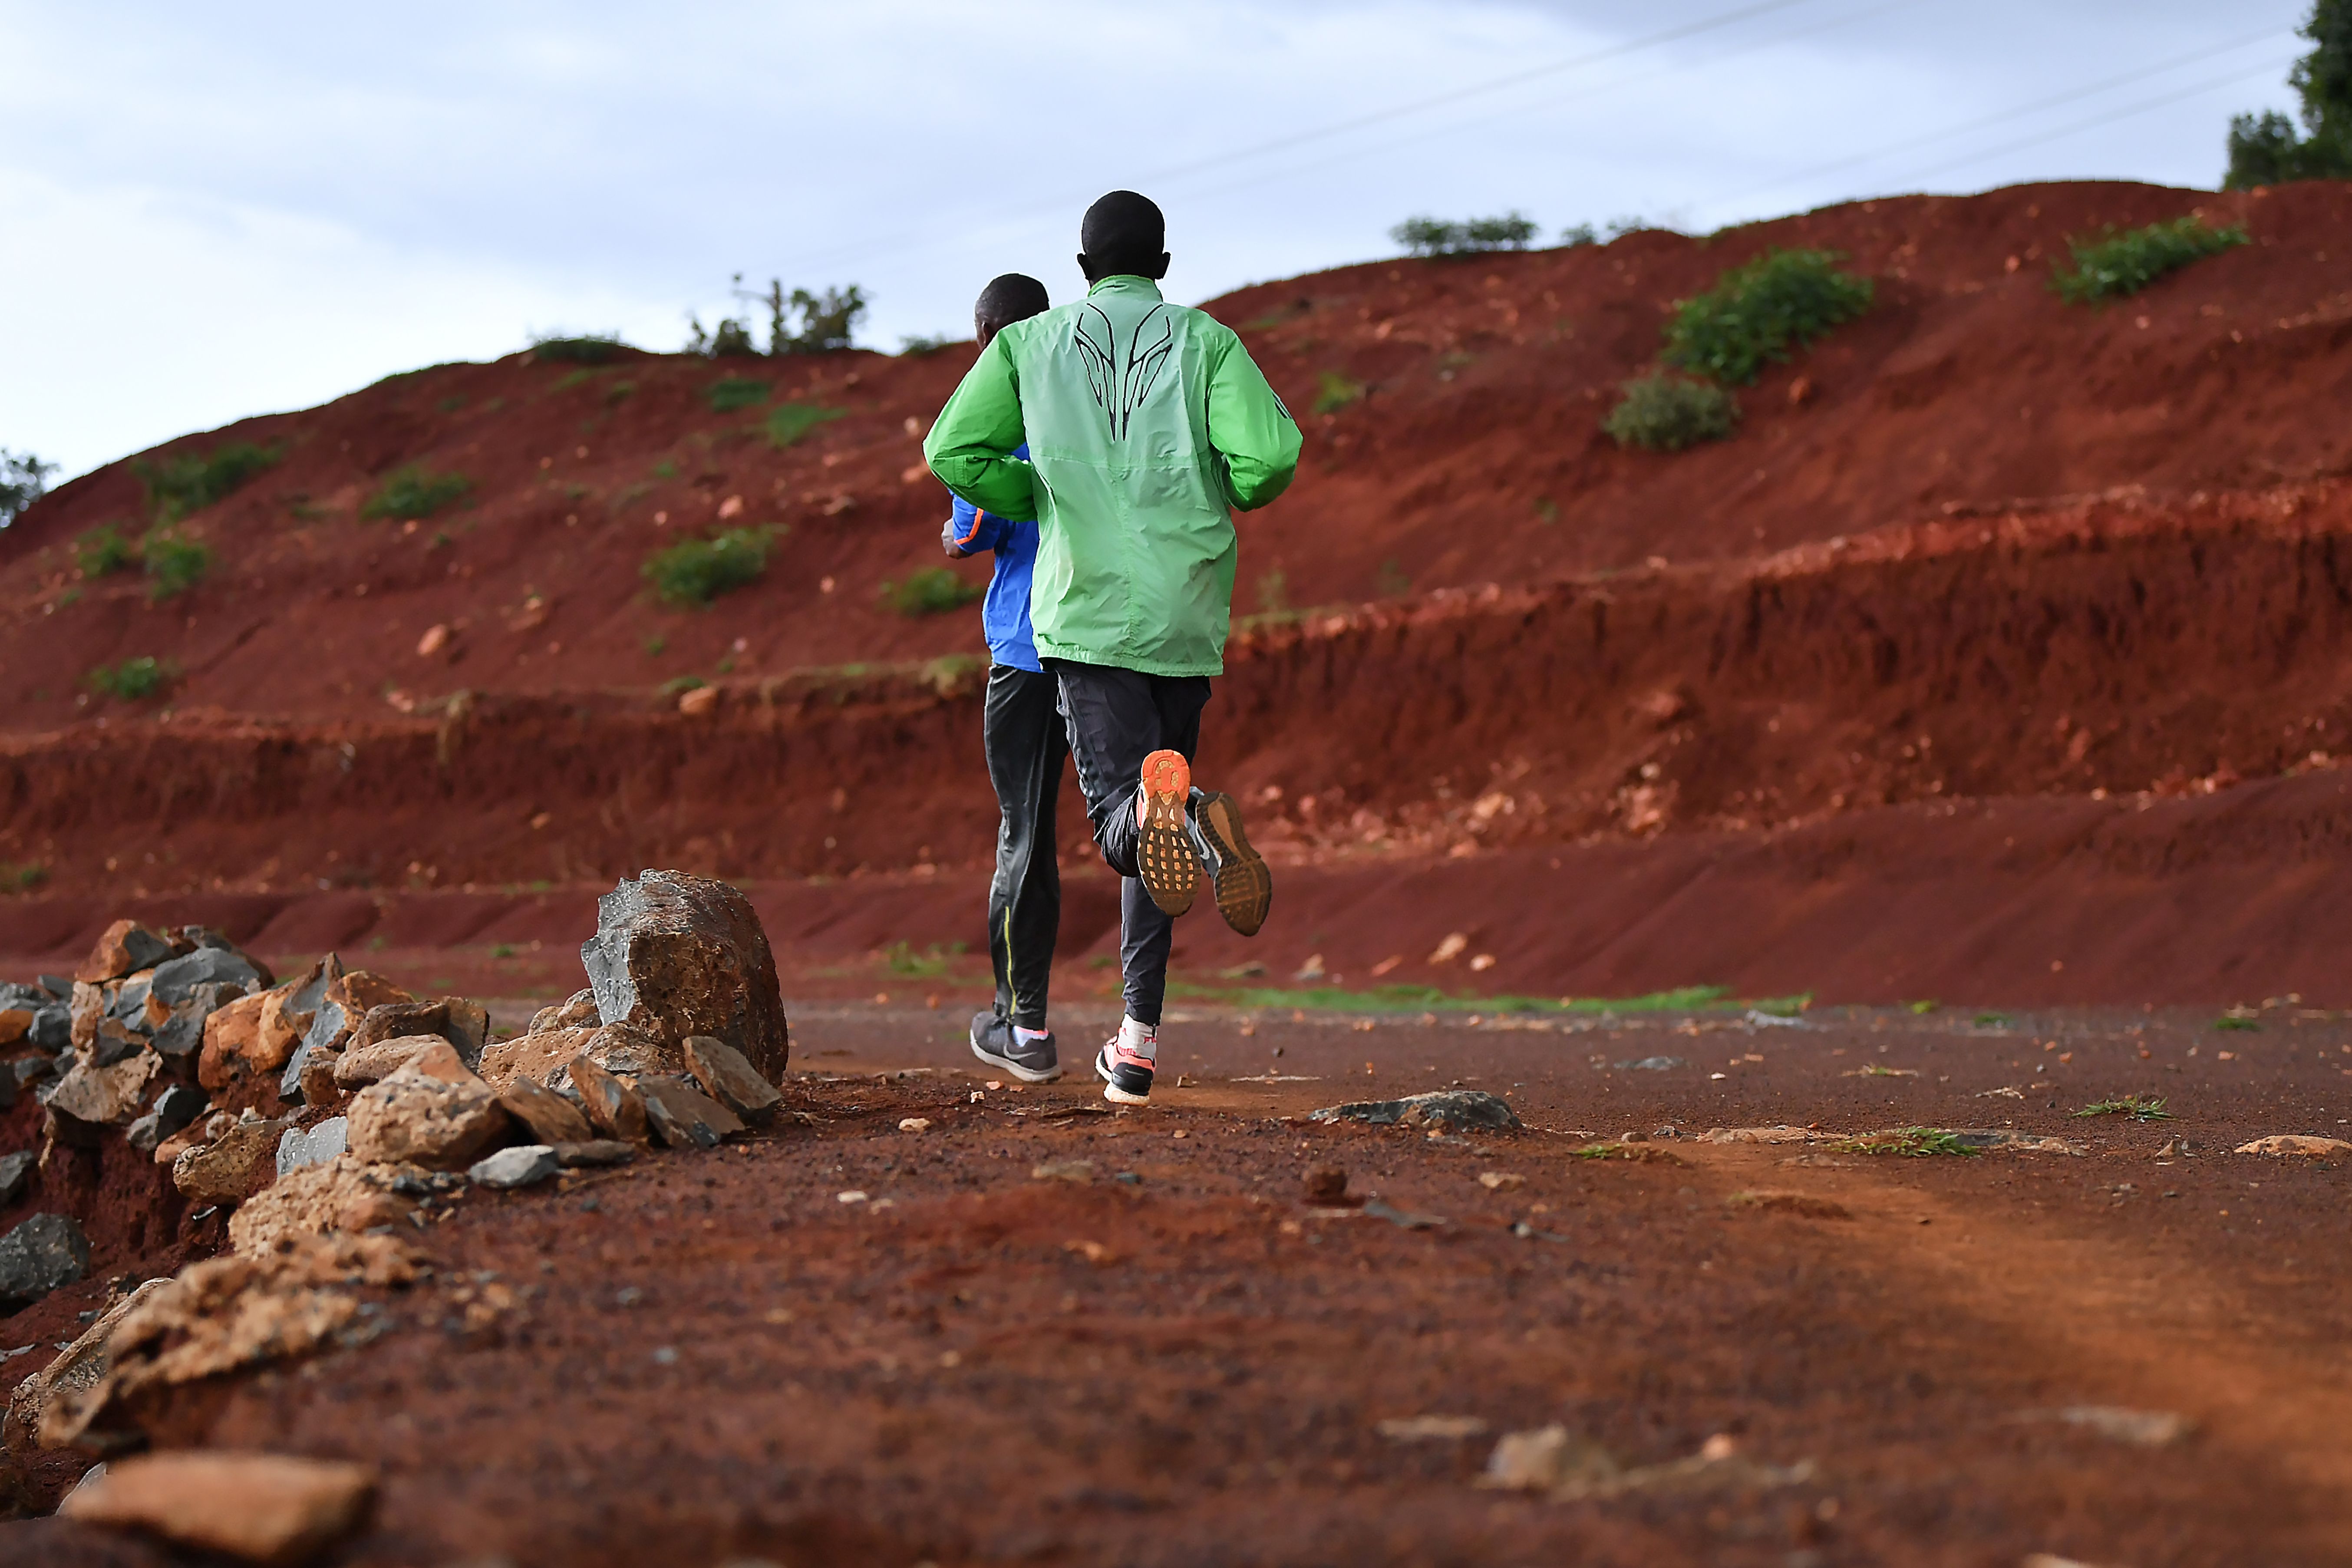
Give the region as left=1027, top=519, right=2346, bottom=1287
left=136, top=441, right=279, bottom=523
left=553, top=369, right=600, bottom=392
left=532, top=334, right=623, bottom=363
left=1602, top=372, right=1739, bottom=451
left=1532, top=497, right=1559, bottom=524
left=881, top=940, right=967, bottom=977
left=84, top=656, right=177, bottom=702
left=1663, top=248, right=1873, bottom=386
left=660, top=674, right=706, bottom=696
left=1835, top=1127, right=1979, bottom=1158
left=435, top=394, right=467, bottom=414
left=139, top=526, right=211, bottom=601
left=1313, top=371, right=1365, bottom=414
left=605, top=380, right=636, bottom=406
left=2075, top=1094, right=2173, bottom=1122
left=643, top=525, right=781, bottom=607
left=74, top=525, right=134, bottom=579
left=1907, top=999, right=1940, bottom=1015
left=642, top=634, right=667, bottom=657
left=1973, top=1012, right=2012, bottom=1027
left=880, top=566, right=983, bottom=618
left=490, top=943, right=517, bottom=959
left=1746, top=993, right=1811, bottom=1018
left=1377, top=559, right=1412, bottom=597
left=0, top=862, right=46, bottom=894
left=361, top=465, right=473, bottom=522
left=765, top=403, right=845, bottom=449
left=653, top=459, right=679, bottom=480
left=707, top=376, right=772, bottom=413
left=2051, top=216, right=2248, bottom=306
left=2214, top=1015, right=2261, bottom=1032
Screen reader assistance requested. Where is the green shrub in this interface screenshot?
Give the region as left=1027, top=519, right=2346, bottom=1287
left=2050, top=216, right=2251, bottom=305
left=531, top=333, right=624, bottom=363
left=1662, top=248, right=1874, bottom=386
left=765, top=403, right=845, bottom=449
left=1602, top=372, right=1740, bottom=451
left=1391, top=212, right=1539, bottom=257
left=75, top=525, right=134, bottom=578
left=2223, top=5, right=2352, bottom=188
left=899, top=333, right=957, bottom=355
left=0, top=449, right=56, bottom=526
left=643, top=525, right=780, bottom=606
left=767, top=283, right=868, bottom=354
left=140, top=527, right=212, bottom=600
left=136, top=442, right=278, bottom=522
left=879, top=566, right=983, bottom=617
left=361, top=465, right=473, bottom=521
left=85, top=656, right=177, bottom=701
left=0, top=862, right=44, bottom=894
left=1313, top=371, right=1365, bottom=414
left=707, top=377, right=771, bottom=413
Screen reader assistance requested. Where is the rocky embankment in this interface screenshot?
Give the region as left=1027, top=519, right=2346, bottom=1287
left=0, top=868, right=792, bottom=1557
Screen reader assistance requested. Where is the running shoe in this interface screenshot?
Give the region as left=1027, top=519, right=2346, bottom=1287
left=970, top=1010, right=1062, bottom=1083
left=1135, top=749, right=1200, bottom=917
left=1187, top=788, right=1273, bottom=937
left=1095, top=1025, right=1156, bottom=1105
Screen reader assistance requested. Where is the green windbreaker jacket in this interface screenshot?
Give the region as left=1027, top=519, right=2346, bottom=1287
left=922, top=275, right=1302, bottom=677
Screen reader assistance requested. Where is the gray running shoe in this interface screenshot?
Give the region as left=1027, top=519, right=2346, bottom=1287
left=970, top=1010, right=1062, bottom=1083
left=1187, top=788, right=1273, bottom=937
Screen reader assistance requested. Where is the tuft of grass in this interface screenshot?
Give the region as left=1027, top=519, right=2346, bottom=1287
left=1313, top=371, right=1366, bottom=414
left=1973, top=1012, right=2012, bottom=1027
left=899, top=333, right=957, bottom=356
left=881, top=940, right=967, bottom=977
left=643, top=525, right=781, bottom=607
left=1835, top=1127, right=1979, bottom=1158
left=139, top=526, right=212, bottom=601
left=2075, top=1094, right=2174, bottom=1122
left=490, top=943, right=517, bottom=959
left=1603, top=372, right=1740, bottom=451
left=706, top=376, right=771, bottom=413
left=2051, top=217, right=2248, bottom=306
left=532, top=333, right=624, bottom=363
left=136, top=442, right=279, bottom=523
left=1662, top=248, right=1874, bottom=386
left=74, top=525, right=135, bottom=579
left=765, top=403, right=845, bottom=449
left=659, top=674, right=706, bottom=696
left=1907, top=998, right=1940, bottom=1015
left=880, top=565, right=983, bottom=618
left=641, top=634, right=667, bottom=657
left=0, top=862, right=45, bottom=894
left=85, top=656, right=178, bottom=702
left=1746, top=993, right=1812, bottom=1018
left=361, top=465, right=473, bottom=522
left=2213, top=1015, right=2260, bottom=1032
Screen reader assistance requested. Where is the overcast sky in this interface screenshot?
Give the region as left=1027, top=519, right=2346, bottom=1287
left=0, top=0, right=2315, bottom=478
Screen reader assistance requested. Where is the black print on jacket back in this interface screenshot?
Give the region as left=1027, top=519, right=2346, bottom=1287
left=1073, top=303, right=1175, bottom=441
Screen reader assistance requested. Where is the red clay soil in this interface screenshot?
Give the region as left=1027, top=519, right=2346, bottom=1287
left=10, top=1007, right=2352, bottom=1565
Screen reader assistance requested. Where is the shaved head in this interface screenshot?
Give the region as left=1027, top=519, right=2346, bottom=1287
left=1078, top=190, right=1170, bottom=283
left=974, top=272, right=1049, bottom=345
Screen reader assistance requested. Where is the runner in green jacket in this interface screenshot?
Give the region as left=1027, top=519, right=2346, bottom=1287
left=924, top=190, right=1303, bottom=1106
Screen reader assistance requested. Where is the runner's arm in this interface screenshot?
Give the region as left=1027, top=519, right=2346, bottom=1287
left=1205, top=331, right=1303, bottom=512
left=924, top=335, right=1037, bottom=522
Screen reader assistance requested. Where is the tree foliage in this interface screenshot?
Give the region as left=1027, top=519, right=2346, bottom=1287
left=0, top=449, right=55, bottom=526
left=2224, top=0, right=2352, bottom=187
left=1390, top=212, right=1540, bottom=257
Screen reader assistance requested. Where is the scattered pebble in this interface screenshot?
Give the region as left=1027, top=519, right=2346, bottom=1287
left=897, top=1118, right=932, bottom=1134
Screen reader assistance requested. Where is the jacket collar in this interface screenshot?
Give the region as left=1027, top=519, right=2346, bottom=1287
left=1085, top=275, right=1164, bottom=301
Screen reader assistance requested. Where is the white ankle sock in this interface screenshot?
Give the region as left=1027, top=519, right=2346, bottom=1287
left=1118, top=1016, right=1158, bottom=1061
left=1014, top=1025, right=1050, bottom=1044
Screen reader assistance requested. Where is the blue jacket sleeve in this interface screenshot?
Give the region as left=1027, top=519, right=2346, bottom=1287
left=945, top=496, right=1008, bottom=555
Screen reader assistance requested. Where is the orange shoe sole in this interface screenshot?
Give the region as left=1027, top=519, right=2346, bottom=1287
left=1135, top=749, right=1198, bottom=917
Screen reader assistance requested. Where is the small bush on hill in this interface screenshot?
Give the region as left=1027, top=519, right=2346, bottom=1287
left=1313, top=372, right=1365, bottom=414
left=767, top=283, right=868, bottom=354
left=880, top=566, right=983, bottom=618
left=361, top=465, right=473, bottom=521
left=707, top=377, right=771, bottom=413
left=137, top=442, right=278, bottom=523
left=75, top=525, right=134, bottom=578
left=531, top=333, right=624, bottom=363
left=140, top=526, right=212, bottom=600
left=1391, top=212, right=1540, bottom=257
left=1603, top=372, right=1740, bottom=452
left=643, top=525, right=780, bottom=606
left=687, top=313, right=761, bottom=357
left=0, top=449, right=56, bottom=526
left=899, top=333, right=957, bottom=355
left=85, top=656, right=177, bottom=701
left=1662, top=248, right=1874, bottom=386
left=765, top=404, right=845, bottom=449
left=2049, top=216, right=2250, bottom=305
left=1558, top=222, right=1599, bottom=247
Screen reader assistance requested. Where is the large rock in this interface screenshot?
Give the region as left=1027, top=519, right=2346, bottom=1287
left=150, top=947, right=265, bottom=1006
left=568, top=1056, right=650, bottom=1145
left=226, top=1158, right=429, bottom=1254
left=172, top=1116, right=294, bottom=1207
left=638, top=1077, right=745, bottom=1149
left=73, top=921, right=177, bottom=984
left=45, top=1053, right=160, bottom=1144
left=277, top=970, right=411, bottom=1104
left=0, top=1149, right=34, bottom=1206
left=276, top=1117, right=349, bottom=1177
left=59, top=1450, right=377, bottom=1564
left=332, top=1034, right=446, bottom=1088
left=27, top=1001, right=71, bottom=1053
left=0, top=1213, right=91, bottom=1309
left=497, top=1076, right=593, bottom=1145
left=344, top=998, right=488, bottom=1070
left=477, top=1025, right=595, bottom=1091
left=685, top=1036, right=782, bottom=1122
left=198, top=992, right=274, bottom=1091
left=149, top=981, right=244, bottom=1060
left=125, top=1086, right=208, bottom=1153
left=1, top=1278, right=169, bottom=1458
left=580, top=871, right=789, bottom=1081
left=345, top=1059, right=509, bottom=1171
left=528, top=988, right=600, bottom=1035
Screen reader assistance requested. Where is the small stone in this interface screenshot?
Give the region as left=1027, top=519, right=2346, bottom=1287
left=276, top=1116, right=350, bottom=1177
left=332, top=1033, right=447, bottom=1088
left=0, top=1213, right=91, bottom=1309
left=0, top=1149, right=34, bottom=1206
left=1032, top=1159, right=1096, bottom=1183
left=683, top=1035, right=782, bottom=1122
left=1477, top=1425, right=1620, bottom=1491
left=498, top=1076, right=594, bottom=1145
left=46, top=1052, right=160, bottom=1143
left=470, top=1145, right=560, bottom=1189
left=150, top=947, right=265, bottom=1006
left=2234, top=1134, right=2352, bottom=1157
left=569, top=1057, right=651, bottom=1145
left=346, top=1060, right=510, bottom=1172
left=2047, top=1405, right=2194, bottom=1447
left=27, top=1002, right=71, bottom=1053
left=173, top=1116, right=292, bottom=1205
left=897, top=1117, right=931, bottom=1134
left=73, top=920, right=176, bottom=984
left=550, top=1139, right=635, bottom=1168
left=1303, top=1165, right=1348, bottom=1202
left=638, top=1077, right=744, bottom=1149
left=1477, top=1171, right=1526, bottom=1192
left=1308, top=1090, right=1523, bottom=1133
left=59, top=1450, right=377, bottom=1564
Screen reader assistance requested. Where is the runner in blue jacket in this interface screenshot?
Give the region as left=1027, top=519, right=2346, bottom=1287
left=943, top=274, right=1066, bottom=1083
